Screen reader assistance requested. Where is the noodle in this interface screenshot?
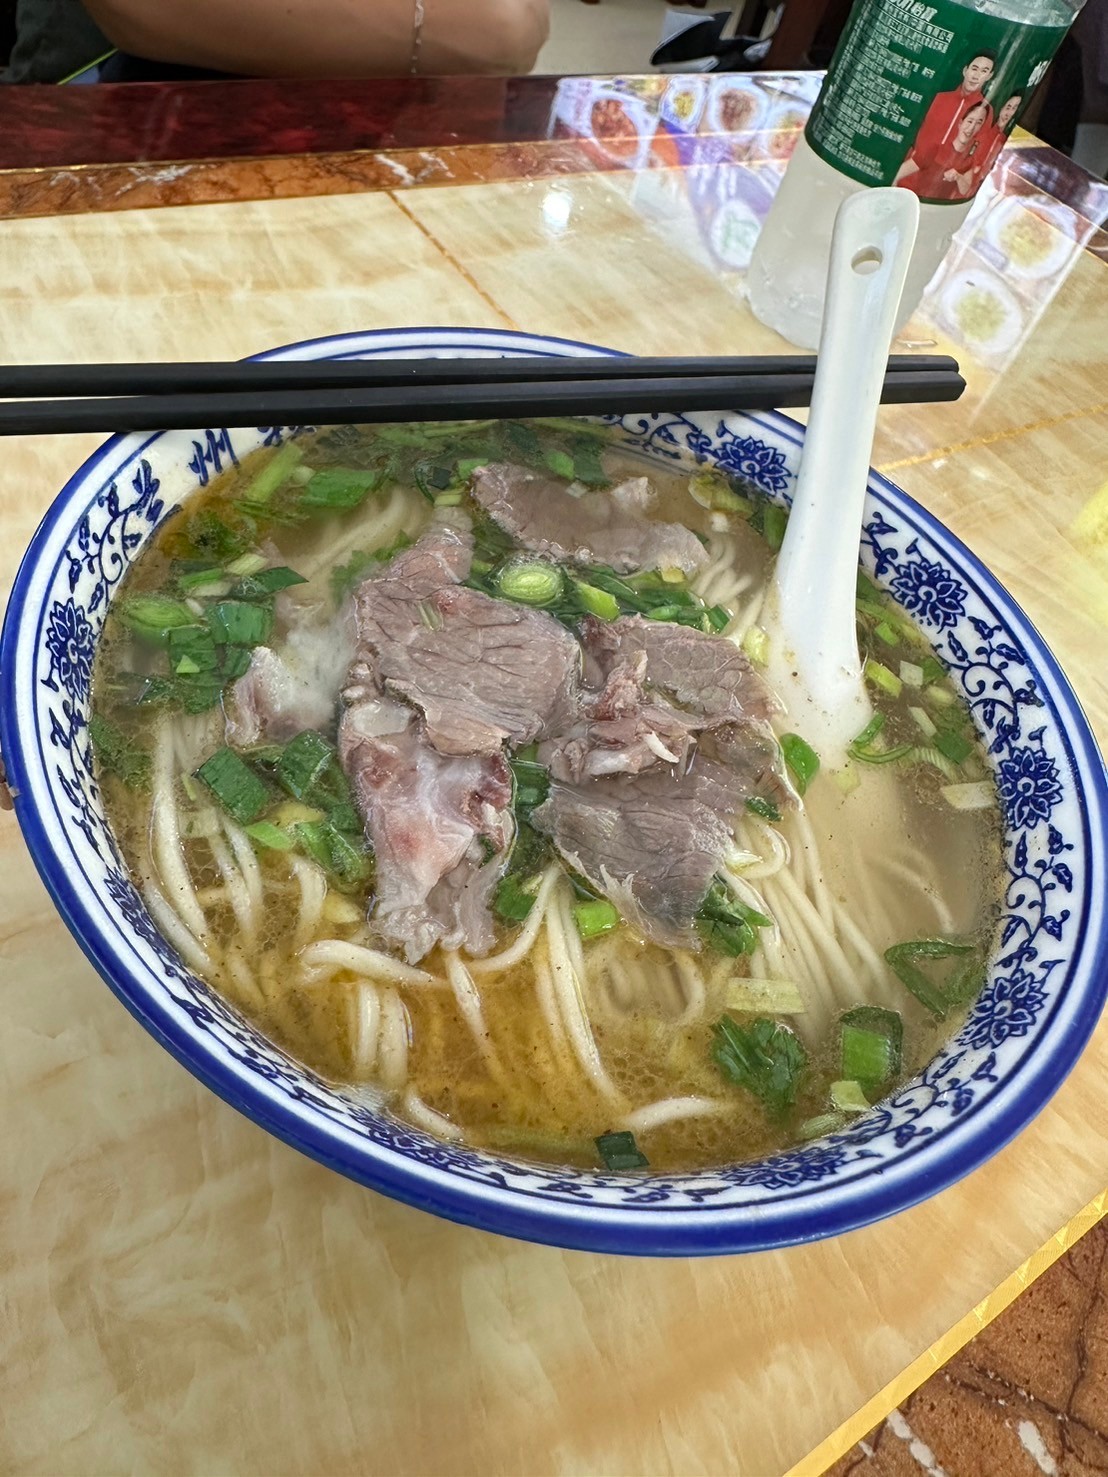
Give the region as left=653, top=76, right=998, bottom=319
left=299, top=940, right=441, bottom=988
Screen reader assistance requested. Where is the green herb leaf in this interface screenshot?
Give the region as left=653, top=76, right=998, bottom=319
left=330, top=532, right=413, bottom=604
left=780, top=733, right=820, bottom=795
left=884, top=937, right=979, bottom=1018
left=290, top=819, right=373, bottom=889
left=244, top=820, right=295, bottom=851
left=494, top=874, right=538, bottom=923
left=745, top=795, right=782, bottom=823
left=118, top=595, right=196, bottom=641
left=242, top=440, right=304, bottom=505
left=544, top=448, right=576, bottom=480
left=595, top=1130, right=648, bottom=1171
left=88, top=714, right=151, bottom=789
left=228, top=565, right=306, bottom=600
left=206, top=599, right=274, bottom=648
left=195, top=747, right=271, bottom=824
left=712, top=1016, right=808, bottom=1119
left=573, top=898, right=619, bottom=940
left=276, top=729, right=337, bottom=802
left=696, top=877, right=772, bottom=957
left=298, top=466, right=386, bottom=511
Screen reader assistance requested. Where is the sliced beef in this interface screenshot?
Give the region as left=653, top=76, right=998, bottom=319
left=531, top=757, right=755, bottom=946
left=350, top=517, right=474, bottom=648
left=226, top=607, right=358, bottom=747
left=697, top=720, right=798, bottom=812
left=338, top=697, right=512, bottom=962
left=539, top=652, right=697, bottom=782
left=581, top=614, right=777, bottom=725
left=352, top=524, right=579, bottom=756
left=471, top=462, right=707, bottom=577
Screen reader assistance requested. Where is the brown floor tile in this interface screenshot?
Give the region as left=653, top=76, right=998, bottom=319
left=826, top=1220, right=1108, bottom=1477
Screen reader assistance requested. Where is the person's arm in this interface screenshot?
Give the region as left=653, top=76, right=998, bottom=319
left=893, top=155, right=920, bottom=183
left=81, top=0, right=550, bottom=76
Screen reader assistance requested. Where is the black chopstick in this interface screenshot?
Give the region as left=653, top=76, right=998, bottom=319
left=0, top=353, right=960, bottom=399
left=0, top=367, right=965, bottom=437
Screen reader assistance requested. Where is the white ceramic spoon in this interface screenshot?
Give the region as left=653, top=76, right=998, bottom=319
left=764, top=187, right=921, bottom=771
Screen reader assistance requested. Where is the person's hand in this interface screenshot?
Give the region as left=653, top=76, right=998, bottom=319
left=942, top=168, right=957, bottom=180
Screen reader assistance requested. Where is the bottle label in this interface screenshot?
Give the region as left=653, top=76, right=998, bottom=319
left=805, top=0, right=1070, bottom=205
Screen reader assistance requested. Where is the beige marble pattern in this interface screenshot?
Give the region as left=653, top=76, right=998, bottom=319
left=1, top=178, right=1106, bottom=1477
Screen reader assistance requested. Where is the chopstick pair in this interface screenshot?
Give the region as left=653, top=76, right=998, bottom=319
left=0, top=353, right=965, bottom=436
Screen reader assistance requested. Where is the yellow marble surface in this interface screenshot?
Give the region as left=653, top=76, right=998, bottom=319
left=1, top=175, right=1107, bottom=1477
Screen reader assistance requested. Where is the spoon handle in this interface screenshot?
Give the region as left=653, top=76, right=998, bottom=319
left=769, top=188, right=920, bottom=762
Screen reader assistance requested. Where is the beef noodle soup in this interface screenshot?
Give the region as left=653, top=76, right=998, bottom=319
left=91, top=418, right=1003, bottom=1173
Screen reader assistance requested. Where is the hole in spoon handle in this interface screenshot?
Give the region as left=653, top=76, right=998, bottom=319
left=851, top=246, right=883, bottom=275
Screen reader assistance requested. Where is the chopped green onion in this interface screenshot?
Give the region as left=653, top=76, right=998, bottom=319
left=908, top=705, right=937, bottom=739
left=832, top=762, right=861, bottom=795
left=705, top=604, right=732, bottom=633
left=934, top=729, right=973, bottom=765
left=884, top=937, right=977, bottom=1018
left=900, top=660, right=924, bottom=688
left=905, top=745, right=961, bottom=782
left=741, top=625, right=768, bottom=664
left=798, top=1112, right=846, bottom=1141
left=244, top=820, right=295, bottom=851
left=573, top=899, right=619, bottom=940
left=573, top=579, right=620, bottom=621
left=762, top=503, right=788, bottom=551
left=941, top=780, right=995, bottom=810
left=433, top=490, right=464, bottom=508
left=195, top=747, right=270, bottom=824
left=88, top=714, right=151, bottom=789
left=745, top=795, right=781, bottom=822
left=920, top=656, right=947, bottom=685
left=874, top=619, right=899, bottom=646
left=297, top=466, right=385, bottom=511
left=186, top=507, right=257, bottom=561
left=544, top=448, right=575, bottom=480
left=276, top=730, right=335, bottom=802
left=225, top=551, right=268, bottom=578
left=456, top=457, right=485, bottom=480
left=840, top=1005, right=902, bottom=1095
left=595, top=1130, right=649, bottom=1172
left=330, top=532, right=413, bottom=604
left=166, top=625, right=219, bottom=673
left=724, top=978, right=805, bottom=1013
left=494, top=874, right=539, bottom=923
left=780, top=732, right=820, bottom=795
left=924, top=683, right=958, bottom=710
left=712, top=1016, right=808, bottom=1119
left=177, top=566, right=228, bottom=595
left=229, top=565, right=307, bottom=600
left=220, top=646, right=254, bottom=681
left=830, top=1080, right=872, bottom=1113
left=290, top=819, right=372, bottom=888
left=242, top=440, right=304, bottom=505
left=864, top=657, right=903, bottom=699
left=851, top=713, right=885, bottom=749
left=118, top=595, right=196, bottom=640
left=175, top=655, right=201, bottom=676
left=509, top=757, right=550, bottom=816
left=496, top=559, right=564, bottom=607
left=206, top=600, right=273, bottom=647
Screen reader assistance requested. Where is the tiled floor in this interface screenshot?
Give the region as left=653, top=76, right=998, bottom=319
left=828, top=1220, right=1108, bottom=1477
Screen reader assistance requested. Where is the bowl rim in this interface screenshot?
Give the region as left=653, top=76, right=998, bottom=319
left=2, top=324, right=1106, bottom=1256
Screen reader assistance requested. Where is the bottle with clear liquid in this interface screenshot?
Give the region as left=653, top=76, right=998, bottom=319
left=748, top=0, right=1086, bottom=348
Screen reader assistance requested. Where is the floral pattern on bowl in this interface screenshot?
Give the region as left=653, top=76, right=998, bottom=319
left=1, top=326, right=1105, bottom=1257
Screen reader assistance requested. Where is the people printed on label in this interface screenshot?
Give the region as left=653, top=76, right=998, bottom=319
left=895, top=97, right=992, bottom=200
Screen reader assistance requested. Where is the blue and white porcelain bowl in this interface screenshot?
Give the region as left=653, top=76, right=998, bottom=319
left=2, top=327, right=1106, bottom=1256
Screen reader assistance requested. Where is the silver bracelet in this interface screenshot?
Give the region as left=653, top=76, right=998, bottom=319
left=410, top=0, right=426, bottom=75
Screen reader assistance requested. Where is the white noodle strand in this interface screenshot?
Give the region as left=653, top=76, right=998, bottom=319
left=402, top=1088, right=464, bottom=1142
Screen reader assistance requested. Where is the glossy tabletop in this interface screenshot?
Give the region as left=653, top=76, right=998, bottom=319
left=1, top=71, right=1107, bottom=1477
